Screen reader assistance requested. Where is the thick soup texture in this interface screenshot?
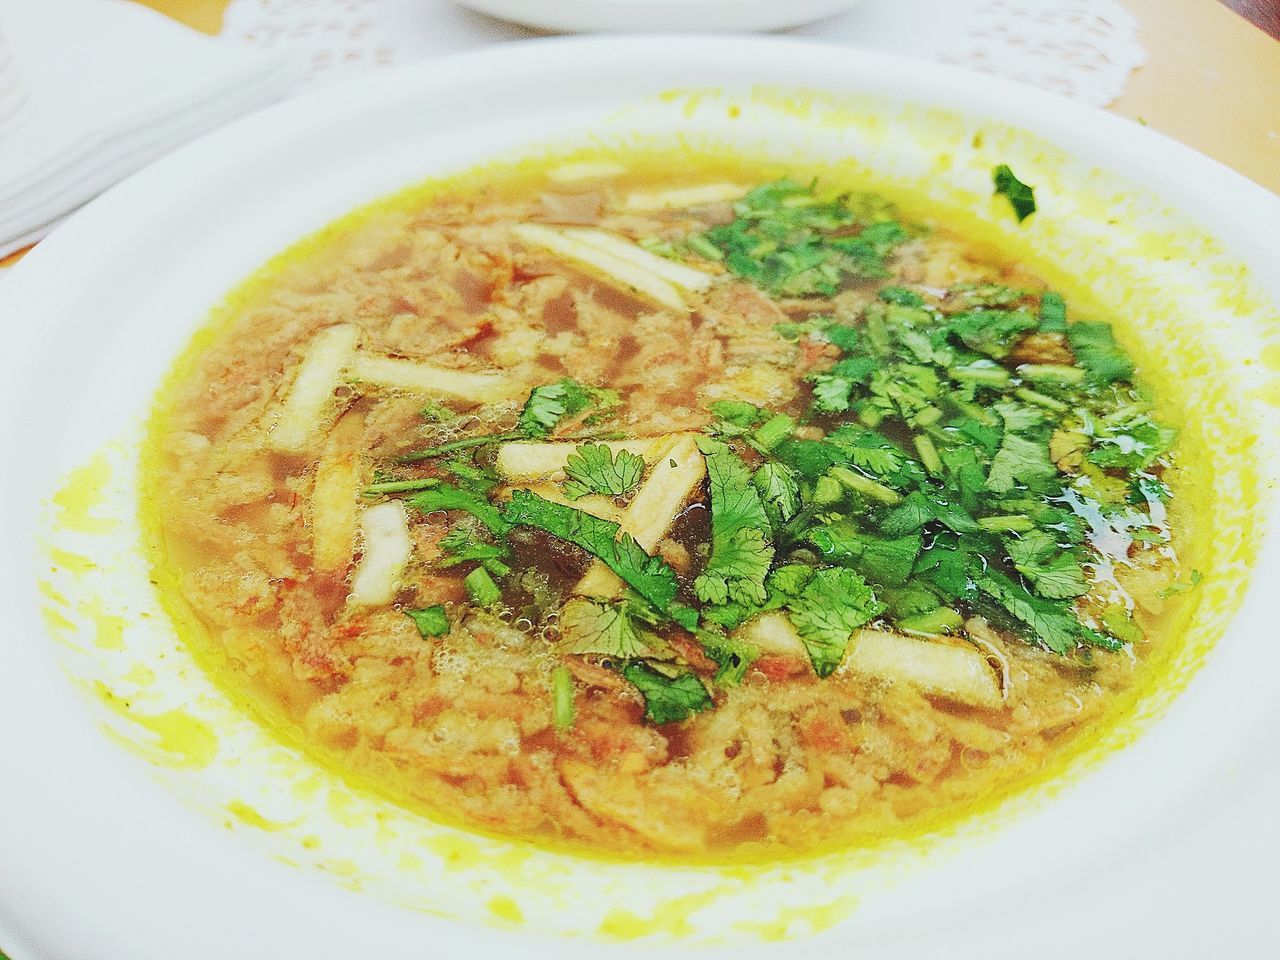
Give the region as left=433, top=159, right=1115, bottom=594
left=146, top=159, right=1193, bottom=858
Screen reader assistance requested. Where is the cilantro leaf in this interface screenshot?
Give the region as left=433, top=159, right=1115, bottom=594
left=881, top=490, right=981, bottom=536
left=1004, top=530, right=1089, bottom=599
left=516, top=378, right=618, bottom=438
left=621, top=663, right=713, bottom=724
left=558, top=598, right=652, bottom=657
left=1039, top=292, right=1067, bottom=332
left=698, top=629, right=759, bottom=686
left=878, top=285, right=925, bottom=307
left=807, top=522, right=922, bottom=586
left=409, top=483, right=511, bottom=537
left=697, top=178, right=908, bottom=296
left=753, top=462, right=801, bottom=529
left=1087, top=416, right=1177, bottom=471
left=946, top=309, right=1038, bottom=358
left=563, top=443, right=645, bottom=500
left=788, top=568, right=886, bottom=677
left=985, top=433, right=1060, bottom=494
left=993, top=399, right=1044, bottom=433
left=972, top=567, right=1082, bottom=654
left=993, top=164, right=1037, bottom=222
left=1066, top=322, right=1134, bottom=384
left=405, top=605, right=449, bottom=638
left=439, top=527, right=511, bottom=576
left=504, top=490, right=679, bottom=610
left=699, top=564, right=815, bottom=632
left=694, top=448, right=775, bottom=606
left=1100, top=604, right=1144, bottom=645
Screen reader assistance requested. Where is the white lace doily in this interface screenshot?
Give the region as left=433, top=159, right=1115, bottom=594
left=220, top=0, right=1146, bottom=105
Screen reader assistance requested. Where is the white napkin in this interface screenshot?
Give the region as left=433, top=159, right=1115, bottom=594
left=0, top=0, right=302, bottom=258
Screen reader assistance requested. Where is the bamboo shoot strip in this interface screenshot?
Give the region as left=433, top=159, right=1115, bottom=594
left=847, top=628, right=1002, bottom=708
left=347, top=353, right=520, bottom=405
left=575, top=435, right=707, bottom=598
left=269, top=324, right=359, bottom=452
left=311, top=412, right=365, bottom=573
left=736, top=614, right=1001, bottom=708
left=349, top=500, right=412, bottom=608
left=495, top=436, right=677, bottom=481
left=560, top=227, right=715, bottom=291
left=511, top=223, right=688, bottom=312
left=620, top=183, right=748, bottom=212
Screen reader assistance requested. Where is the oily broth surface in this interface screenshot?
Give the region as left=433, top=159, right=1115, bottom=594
left=142, top=154, right=1190, bottom=859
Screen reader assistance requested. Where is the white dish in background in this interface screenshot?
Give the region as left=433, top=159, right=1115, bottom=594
left=452, top=0, right=870, bottom=32
left=0, top=34, right=1278, bottom=960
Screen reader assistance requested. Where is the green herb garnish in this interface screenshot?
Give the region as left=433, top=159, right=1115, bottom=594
left=405, top=605, right=450, bottom=638
left=993, top=163, right=1036, bottom=222
left=563, top=443, right=645, bottom=500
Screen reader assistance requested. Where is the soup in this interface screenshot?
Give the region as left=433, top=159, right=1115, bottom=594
left=143, top=154, right=1194, bottom=858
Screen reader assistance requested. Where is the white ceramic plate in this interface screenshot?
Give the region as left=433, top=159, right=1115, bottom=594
left=453, top=0, right=869, bottom=32
left=1, top=35, right=1278, bottom=960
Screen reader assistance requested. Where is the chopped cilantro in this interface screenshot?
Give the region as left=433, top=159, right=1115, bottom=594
left=993, top=164, right=1037, bottom=222
left=1159, top=569, right=1203, bottom=598
left=753, top=462, right=800, bottom=529
left=621, top=663, right=713, bottom=724
left=1004, top=530, right=1088, bottom=599
left=504, top=490, right=679, bottom=610
left=517, top=378, right=618, bottom=438
left=464, top=567, right=502, bottom=607
left=878, top=285, right=925, bottom=307
left=788, top=568, right=886, bottom=677
left=405, top=605, right=449, bottom=638
left=808, top=522, right=922, bottom=586
left=1100, top=605, right=1144, bottom=645
left=558, top=598, right=652, bottom=657
left=1067, top=322, right=1134, bottom=384
left=946, top=309, right=1038, bottom=359
left=696, top=178, right=908, bottom=296
left=409, top=484, right=511, bottom=537
left=563, top=443, right=645, bottom=499
left=1038, top=292, right=1067, bottom=332
left=972, top=567, right=1083, bottom=654
left=1087, top=416, right=1176, bottom=470
left=439, top=527, right=510, bottom=577
left=695, top=448, right=775, bottom=606
left=985, top=433, right=1059, bottom=494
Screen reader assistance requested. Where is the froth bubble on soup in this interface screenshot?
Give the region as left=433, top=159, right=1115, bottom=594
left=143, top=154, right=1195, bottom=859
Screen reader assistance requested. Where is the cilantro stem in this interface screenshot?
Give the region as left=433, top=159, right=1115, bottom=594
left=362, top=478, right=441, bottom=496
left=753, top=413, right=795, bottom=451
left=864, top=311, right=891, bottom=356
left=977, top=514, right=1036, bottom=533
left=897, top=606, right=964, bottom=635
left=913, top=435, right=943, bottom=476
left=396, top=431, right=520, bottom=463
left=1014, top=386, right=1069, bottom=412
left=942, top=393, right=998, bottom=426
left=686, top=234, right=725, bottom=261
left=914, top=405, right=943, bottom=428
left=551, top=665, right=576, bottom=731
left=1016, top=363, right=1085, bottom=385
left=828, top=466, right=904, bottom=506
left=464, top=567, right=502, bottom=606
left=951, top=364, right=1012, bottom=387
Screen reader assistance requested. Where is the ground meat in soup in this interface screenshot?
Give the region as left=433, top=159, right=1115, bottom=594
left=144, top=156, right=1195, bottom=858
